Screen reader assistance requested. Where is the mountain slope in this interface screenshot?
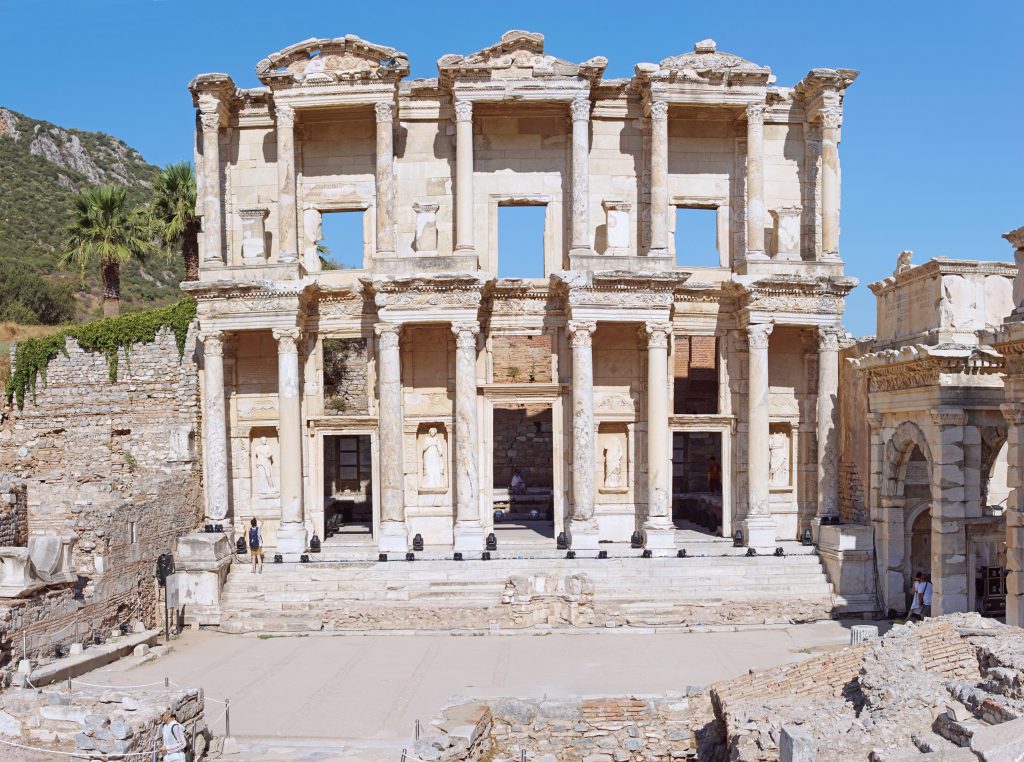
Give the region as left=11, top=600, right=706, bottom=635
left=0, top=107, right=184, bottom=320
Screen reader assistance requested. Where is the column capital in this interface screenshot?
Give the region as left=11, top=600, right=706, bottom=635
left=745, top=103, right=766, bottom=124
left=649, top=100, right=668, bottom=122
left=567, top=320, right=597, bottom=348
left=275, top=104, right=295, bottom=129
left=570, top=96, right=591, bottom=122
left=930, top=407, right=967, bottom=428
left=819, top=106, right=841, bottom=130
left=866, top=412, right=884, bottom=431
left=199, top=330, right=225, bottom=355
left=374, top=100, right=394, bottom=124
left=817, top=326, right=844, bottom=352
left=453, top=99, right=473, bottom=123
left=451, top=320, right=480, bottom=349
left=272, top=327, right=302, bottom=353
left=375, top=322, right=402, bottom=349
left=746, top=323, right=773, bottom=350
left=643, top=321, right=672, bottom=348
left=199, top=111, right=221, bottom=133
left=1002, top=403, right=1024, bottom=425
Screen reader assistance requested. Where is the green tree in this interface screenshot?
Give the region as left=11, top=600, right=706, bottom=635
left=149, top=162, right=199, bottom=281
left=59, top=185, right=152, bottom=317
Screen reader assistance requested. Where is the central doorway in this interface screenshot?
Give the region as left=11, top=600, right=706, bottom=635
left=323, top=434, right=373, bottom=541
left=491, top=404, right=554, bottom=545
left=671, top=431, right=724, bottom=536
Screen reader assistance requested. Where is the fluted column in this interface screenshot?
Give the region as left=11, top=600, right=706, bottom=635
left=454, top=100, right=475, bottom=253
left=376, top=323, right=407, bottom=552
left=273, top=328, right=306, bottom=555
left=816, top=327, right=842, bottom=519
left=570, top=96, right=591, bottom=256
left=745, top=103, right=767, bottom=260
left=743, top=323, right=776, bottom=546
left=648, top=100, right=669, bottom=257
left=568, top=320, right=599, bottom=549
left=820, top=106, right=841, bottom=260
left=452, top=321, right=483, bottom=551
left=199, top=112, right=223, bottom=263
left=1001, top=403, right=1024, bottom=627
left=643, top=322, right=675, bottom=552
left=200, top=331, right=228, bottom=522
left=275, top=104, right=298, bottom=262
left=375, top=101, right=396, bottom=256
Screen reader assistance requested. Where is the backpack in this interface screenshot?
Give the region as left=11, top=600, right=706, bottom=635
left=172, top=722, right=194, bottom=762
left=248, top=526, right=260, bottom=549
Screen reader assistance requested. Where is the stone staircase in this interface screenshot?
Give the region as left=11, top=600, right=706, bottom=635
left=218, top=548, right=837, bottom=633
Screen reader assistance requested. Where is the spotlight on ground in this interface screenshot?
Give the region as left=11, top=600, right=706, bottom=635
left=677, top=549, right=687, bottom=558
left=598, top=550, right=608, bottom=559
left=378, top=553, right=388, bottom=562
left=309, top=534, right=321, bottom=553
left=453, top=552, right=464, bottom=561
left=556, top=532, right=568, bottom=550
left=774, top=547, right=785, bottom=557
left=486, top=533, right=497, bottom=551
left=481, top=551, right=492, bottom=561
left=412, top=534, right=424, bottom=552
left=630, top=530, right=644, bottom=549
left=300, top=554, right=310, bottom=563
left=641, top=549, right=653, bottom=559
left=406, top=552, right=415, bottom=561
left=565, top=550, right=576, bottom=560
left=273, top=554, right=283, bottom=564
left=801, top=527, right=814, bottom=546
left=745, top=547, right=757, bottom=557
left=235, top=537, right=247, bottom=554
left=733, top=529, right=744, bottom=547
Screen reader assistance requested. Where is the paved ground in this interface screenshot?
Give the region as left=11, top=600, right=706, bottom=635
left=80, top=620, right=885, bottom=760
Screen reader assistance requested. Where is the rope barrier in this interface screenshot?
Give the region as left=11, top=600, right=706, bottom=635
left=70, top=680, right=169, bottom=690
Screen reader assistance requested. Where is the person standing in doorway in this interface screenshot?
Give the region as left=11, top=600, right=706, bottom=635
left=159, top=708, right=187, bottom=762
left=707, top=456, right=722, bottom=494
left=922, top=573, right=933, bottom=617
left=248, top=518, right=264, bottom=574
left=909, top=572, right=926, bottom=621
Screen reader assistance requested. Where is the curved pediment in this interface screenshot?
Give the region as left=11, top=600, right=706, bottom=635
left=256, top=35, right=409, bottom=87
left=437, top=30, right=606, bottom=87
left=638, top=39, right=771, bottom=86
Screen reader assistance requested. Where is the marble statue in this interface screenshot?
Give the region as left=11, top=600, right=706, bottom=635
left=421, top=427, right=446, bottom=489
left=895, top=250, right=913, bottom=275
left=604, top=437, right=624, bottom=488
left=768, top=431, right=789, bottom=486
left=253, top=436, right=277, bottom=495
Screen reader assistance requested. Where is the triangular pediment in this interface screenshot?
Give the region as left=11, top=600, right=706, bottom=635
left=256, top=35, right=409, bottom=87
left=437, top=30, right=606, bottom=87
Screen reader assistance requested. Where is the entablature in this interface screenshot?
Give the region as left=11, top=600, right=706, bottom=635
left=733, top=273, right=857, bottom=327
left=363, top=272, right=485, bottom=324
left=184, top=278, right=314, bottom=332
left=850, top=344, right=1005, bottom=394
left=554, top=269, right=691, bottom=323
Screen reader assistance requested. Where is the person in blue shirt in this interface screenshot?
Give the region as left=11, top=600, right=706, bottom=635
left=248, top=518, right=264, bottom=574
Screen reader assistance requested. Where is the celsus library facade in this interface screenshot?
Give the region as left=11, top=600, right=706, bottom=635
left=185, top=30, right=858, bottom=556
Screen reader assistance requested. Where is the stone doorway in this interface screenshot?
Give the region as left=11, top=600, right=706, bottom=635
left=907, top=503, right=932, bottom=611
left=671, top=431, right=723, bottom=535
left=323, top=434, right=373, bottom=541
left=491, top=404, right=554, bottom=545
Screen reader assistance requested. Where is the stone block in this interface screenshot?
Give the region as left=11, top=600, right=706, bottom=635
left=968, top=715, right=1024, bottom=761
left=133, top=644, right=149, bottom=657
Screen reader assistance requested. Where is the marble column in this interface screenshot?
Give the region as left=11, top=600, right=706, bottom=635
left=929, top=408, right=969, bottom=615
left=816, top=327, right=842, bottom=520
left=1001, top=403, right=1024, bottom=627
left=820, top=106, right=841, bottom=260
left=376, top=323, right=407, bottom=552
left=568, top=320, right=599, bottom=549
left=375, top=101, right=396, bottom=257
left=199, top=111, right=223, bottom=263
left=745, top=103, right=767, bottom=260
left=648, top=100, right=669, bottom=257
left=200, top=331, right=229, bottom=523
left=570, top=96, right=591, bottom=256
left=743, top=323, right=777, bottom=546
left=454, top=100, right=475, bottom=253
left=643, top=322, right=675, bottom=553
left=452, top=321, right=483, bottom=551
left=273, top=328, right=306, bottom=555
left=275, top=104, right=299, bottom=263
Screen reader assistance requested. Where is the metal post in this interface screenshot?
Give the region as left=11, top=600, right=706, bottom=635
left=163, top=584, right=169, bottom=644
left=400, top=750, right=407, bottom=762
left=225, top=698, right=231, bottom=739
left=521, top=751, right=526, bottom=762
left=22, top=632, right=26, bottom=661
left=415, top=719, right=420, bottom=740
left=67, top=676, right=71, bottom=692
left=164, top=677, right=170, bottom=688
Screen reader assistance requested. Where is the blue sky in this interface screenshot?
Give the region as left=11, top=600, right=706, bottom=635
left=2, top=0, right=1020, bottom=336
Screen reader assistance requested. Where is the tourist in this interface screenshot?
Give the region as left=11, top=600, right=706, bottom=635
left=510, top=469, right=527, bottom=495
left=909, top=573, right=926, bottom=621
left=707, top=456, right=722, bottom=494
left=922, top=574, right=933, bottom=617
left=248, top=518, right=264, bottom=574
left=159, top=708, right=188, bottom=762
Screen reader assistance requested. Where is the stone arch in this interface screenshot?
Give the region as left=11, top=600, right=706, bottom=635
left=981, top=429, right=1010, bottom=509
left=882, top=421, right=934, bottom=500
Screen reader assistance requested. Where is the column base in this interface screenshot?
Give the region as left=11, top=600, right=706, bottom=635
left=278, top=251, right=299, bottom=264
left=276, top=523, right=308, bottom=560
left=646, top=247, right=669, bottom=258
left=453, top=521, right=485, bottom=552
left=742, top=514, right=777, bottom=549
left=378, top=521, right=409, bottom=554
left=568, top=519, right=599, bottom=551
left=570, top=246, right=593, bottom=257
left=744, top=249, right=769, bottom=261
left=643, top=521, right=676, bottom=556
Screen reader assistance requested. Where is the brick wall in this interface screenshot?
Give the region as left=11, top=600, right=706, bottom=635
left=674, top=335, right=717, bottom=414
left=0, top=325, right=203, bottom=665
left=0, top=480, right=27, bottom=546
left=492, top=405, right=553, bottom=489
left=492, top=334, right=552, bottom=383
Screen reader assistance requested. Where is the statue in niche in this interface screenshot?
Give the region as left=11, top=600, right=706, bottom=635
left=769, top=431, right=789, bottom=487
left=253, top=436, right=277, bottom=495
left=421, top=427, right=446, bottom=489
left=604, top=437, right=624, bottom=489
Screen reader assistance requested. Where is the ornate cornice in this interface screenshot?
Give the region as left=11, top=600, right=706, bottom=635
left=733, top=274, right=857, bottom=317
left=1003, top=226, right=1024, bottom=252
left=930, top=407, right=967, bottom=428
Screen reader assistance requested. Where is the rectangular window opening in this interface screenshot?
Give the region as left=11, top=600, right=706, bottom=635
left=498, top=205, right=546, bottom=279
left=675, top=207, right=719, bottom=267
left=674, top=335, right=719, bottom=415
left=319, top=211, right=365, bottom=270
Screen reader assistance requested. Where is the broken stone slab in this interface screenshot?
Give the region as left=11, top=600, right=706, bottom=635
left=0, top=710, right=23, bottom=738
left=39, top=705, right=90, bottom=723
left=968, top=715, right=1024, bottom=761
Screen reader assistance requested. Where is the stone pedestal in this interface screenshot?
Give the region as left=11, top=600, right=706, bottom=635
left=568, top=520, right=599, bottom=551
left=642, top=526, right=676, bottom=555
left=274, top=523, right=308, bottom=559
left=742, top=514, right=777, bottom=549
left=817, top=523, right=877, bottom=615
left=378, top=521, right=409, bottom=554
left=173, top=533, right=232, bottom=626
left=453, top=524, right=485, bottom=553
left=0, top=548, right=43, bottom=598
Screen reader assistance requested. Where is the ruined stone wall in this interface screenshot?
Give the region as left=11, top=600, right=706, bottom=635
left=0, top=326, right=203, bottom=663
left=492, top=405, right=553, bottom=489
left=0, top=480, right=27, bottom=547
left=322, top=337, right=369, bottom=414
left=838, top=338, right=873, bottom=525
left=492, top=334, right=553, bottom=384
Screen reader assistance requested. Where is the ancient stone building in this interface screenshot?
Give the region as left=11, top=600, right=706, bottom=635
left=184, top=30, right=858, bottom=557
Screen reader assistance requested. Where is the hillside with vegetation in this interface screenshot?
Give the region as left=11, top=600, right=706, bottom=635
left=0, top=107, right=185, bottom=323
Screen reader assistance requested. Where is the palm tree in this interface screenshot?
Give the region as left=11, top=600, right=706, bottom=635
left=60, top=185, right=152, bottom=317
left=150, top=162, right=199, bottom=281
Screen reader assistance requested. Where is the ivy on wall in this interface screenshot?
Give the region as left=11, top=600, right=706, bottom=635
left=4, top=297, right=196, bottom=409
